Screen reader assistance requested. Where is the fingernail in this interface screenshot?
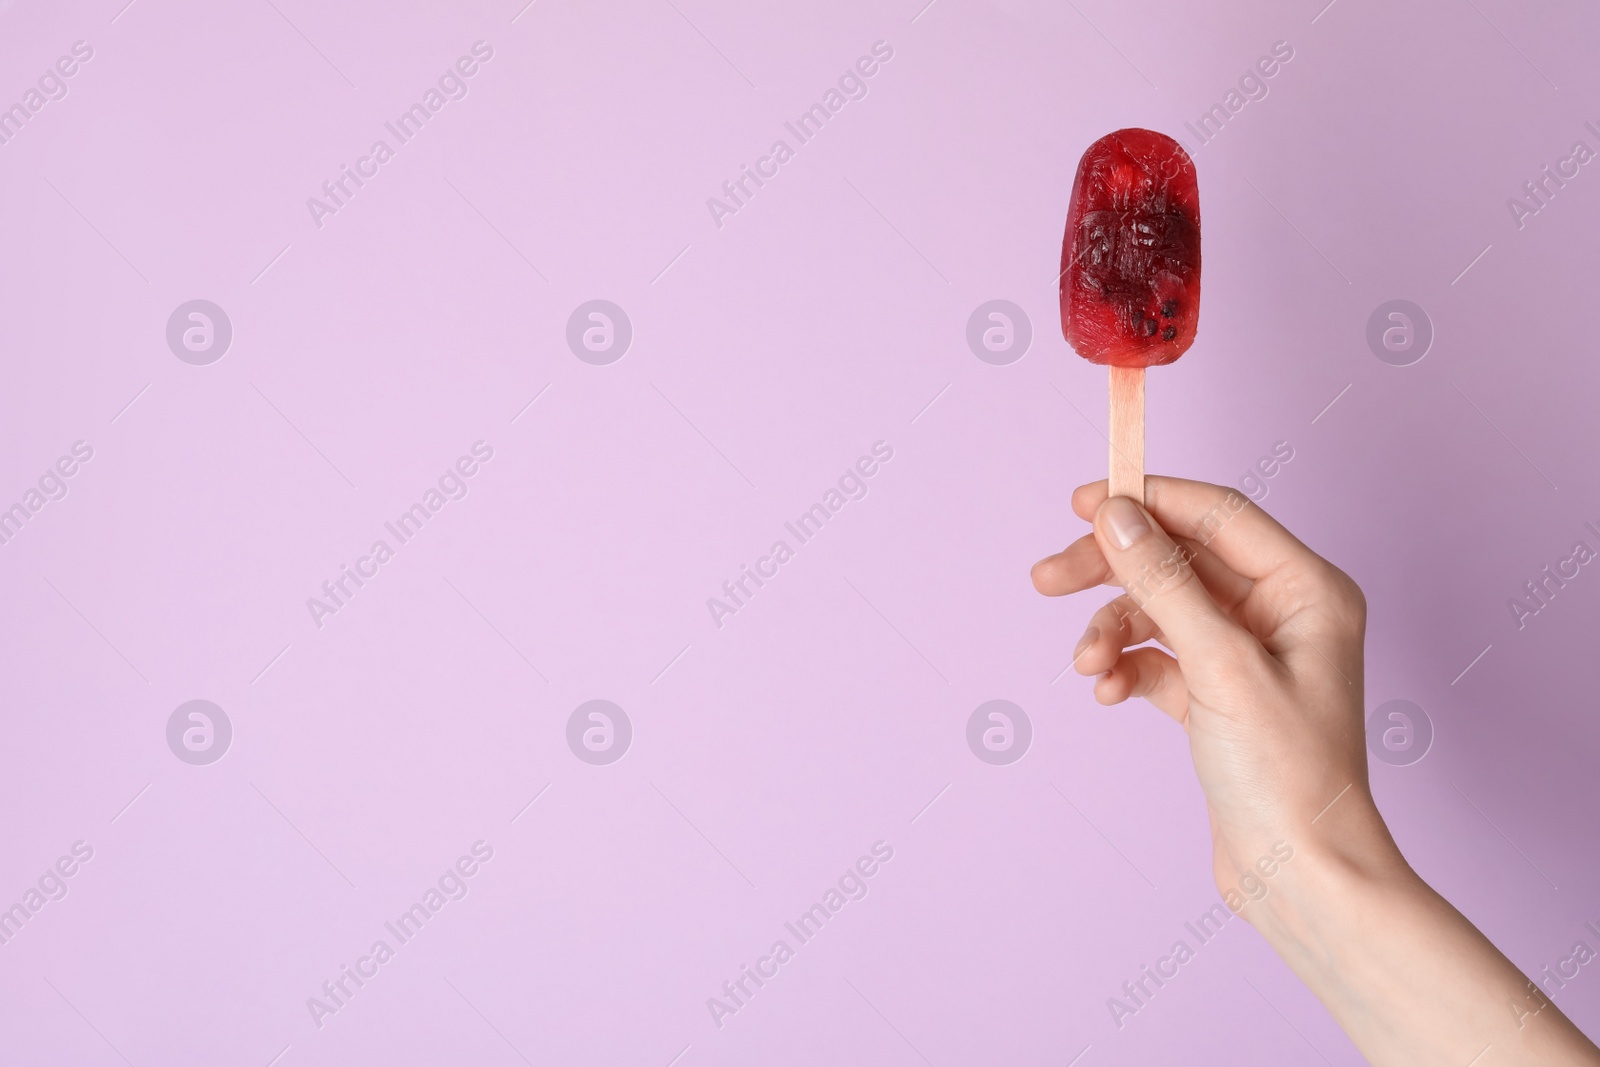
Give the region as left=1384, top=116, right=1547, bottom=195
left=1074, top=627, right=1099, bottom=659
left=1101, top=496, right=1150, bottom=549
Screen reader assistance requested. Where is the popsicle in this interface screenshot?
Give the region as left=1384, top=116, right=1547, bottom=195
left=1060, top=128, right=1201, bottom=503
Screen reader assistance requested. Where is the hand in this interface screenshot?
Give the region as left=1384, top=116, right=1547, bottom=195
left=1030, top=476, right=1396, bottom=900
left=1030, top=476, right=1600, bottom=1066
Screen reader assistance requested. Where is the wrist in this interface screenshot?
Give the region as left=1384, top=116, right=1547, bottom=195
left=1227, top=798, right=1600, bottom=1065
left=1244, top=794, right=1418, bottom=969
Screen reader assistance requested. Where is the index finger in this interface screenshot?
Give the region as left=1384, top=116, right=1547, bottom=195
left=1031, top=533, right=1113, bottom=596
left=1072, top=476, right=1324, bottom=584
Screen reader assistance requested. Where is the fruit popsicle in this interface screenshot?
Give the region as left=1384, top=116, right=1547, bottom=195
left=1059, top=128, right=1201, bottom=502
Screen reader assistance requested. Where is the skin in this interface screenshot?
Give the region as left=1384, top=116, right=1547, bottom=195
left=1031, top=476, right=1600, bottom=1066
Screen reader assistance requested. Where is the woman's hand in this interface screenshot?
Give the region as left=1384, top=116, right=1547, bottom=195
left=1030, top=476, right=1396, bottom=905
left=1030, top=476, right=1600, bottom=1066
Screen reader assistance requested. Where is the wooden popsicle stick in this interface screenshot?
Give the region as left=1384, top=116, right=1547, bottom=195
left=1108, top=365, right=1145, bottom=504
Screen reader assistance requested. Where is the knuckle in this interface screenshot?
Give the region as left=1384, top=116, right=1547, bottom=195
left=1202, top=629, right=1265, bottom=678
left=1319, top=563, right=1367, bottom=622
left=1180, top=489, right=1253, bottom=546
left=1106, top=594, right=1142, bottom=632
left=1129, top=664, right=1156, bottom=698
left=1122, top=540, right=1202, bottom=608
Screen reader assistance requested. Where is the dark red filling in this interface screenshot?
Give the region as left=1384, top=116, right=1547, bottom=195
left=1060, top=129, right=1201, bottom=368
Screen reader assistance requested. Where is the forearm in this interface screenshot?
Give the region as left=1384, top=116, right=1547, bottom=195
left=1246, top=813, right=1600, bottom=1066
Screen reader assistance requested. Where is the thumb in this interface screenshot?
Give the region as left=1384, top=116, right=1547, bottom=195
left=1092, top=495, right=1248, bottom=662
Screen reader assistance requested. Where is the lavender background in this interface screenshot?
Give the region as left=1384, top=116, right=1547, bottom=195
left=3, top=0, right=1599, bottom=1063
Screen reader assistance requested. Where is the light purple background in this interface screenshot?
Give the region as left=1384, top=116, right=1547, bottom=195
left=4, top=0, right=1599, bottom=1063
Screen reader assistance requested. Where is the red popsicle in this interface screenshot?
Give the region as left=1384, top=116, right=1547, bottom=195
left=1060, top=128, right=1201, bottom=502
